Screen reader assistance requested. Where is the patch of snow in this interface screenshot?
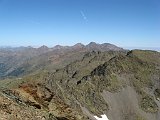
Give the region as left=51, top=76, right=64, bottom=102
left=94, top=114, right=109, bottom=120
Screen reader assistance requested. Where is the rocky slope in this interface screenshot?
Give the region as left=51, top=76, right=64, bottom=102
left=44, top=50, right=160, bottom=120
left=0, top=44, right=160, bottom=120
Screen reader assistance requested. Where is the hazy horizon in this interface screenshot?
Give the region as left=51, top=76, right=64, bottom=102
left=0, top=42, right=160, bottom=52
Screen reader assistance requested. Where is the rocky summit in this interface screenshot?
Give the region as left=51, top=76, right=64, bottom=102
left=0, top=43, right=160, bottom=120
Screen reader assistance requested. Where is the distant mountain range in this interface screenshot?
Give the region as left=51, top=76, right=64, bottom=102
left=1, top=44, right=160, bottom=52
left=0, top=42, right=124, bottom=79
left=0, top=42, right=124, bottom=51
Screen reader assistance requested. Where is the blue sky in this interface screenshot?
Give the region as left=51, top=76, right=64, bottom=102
left=0, top=0, right=159, bottom=48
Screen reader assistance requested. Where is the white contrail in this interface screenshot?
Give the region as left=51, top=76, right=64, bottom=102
left=80, top=10, right=88, bottom=22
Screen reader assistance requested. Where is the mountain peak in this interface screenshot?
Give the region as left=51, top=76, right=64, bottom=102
left=39, top=45, right=48, bottom=49
left=87, top=42, right=98, bottom=46
left=86, top=42, right=123, bottom=51
left=37, top=45, right=49, bottom=51
left=74, top=43, right=84, bottom=46
left=72, top=43, right=85, bottom=49
left=53, top=45, right=63, bottom=49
